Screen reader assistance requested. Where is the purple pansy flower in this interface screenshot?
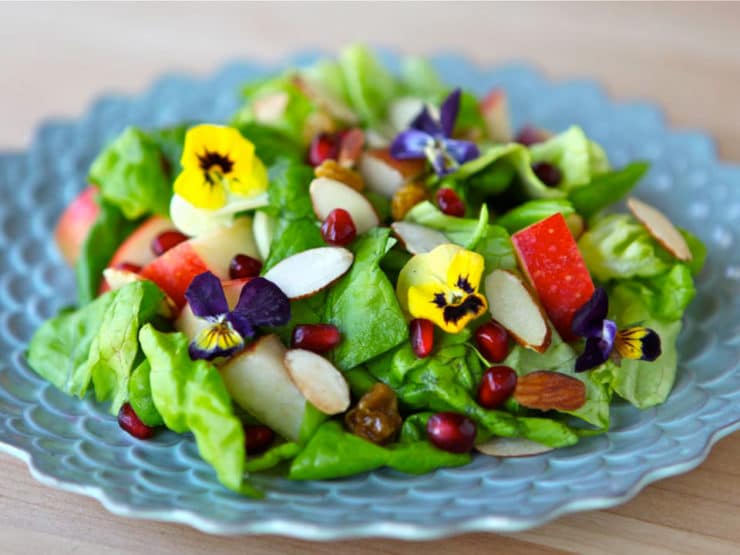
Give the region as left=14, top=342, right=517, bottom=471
left=390, top=89, right=479, bottom=176
left=185, top=272, right=290, bottom=361
left=572, top=287, right=661, bottom=373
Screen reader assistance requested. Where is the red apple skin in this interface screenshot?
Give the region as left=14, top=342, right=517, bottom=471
left=54, top=186, right=100, bottom=266
left=139, top=242, right=211, bottom=309
left=512, top=213, right=595, bottom=342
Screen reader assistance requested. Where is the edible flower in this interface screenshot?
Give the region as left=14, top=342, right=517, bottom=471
left=185, top=272, right=290, bottom=360
left=390, top=89, right=479, bottom=176
left=396, top=244, right=487, bottom=334
left=572, top=287, right=661, bottom=372
left=174, top=124, right=268, bottom=210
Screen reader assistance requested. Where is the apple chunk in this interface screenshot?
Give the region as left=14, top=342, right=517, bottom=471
left=390, top=222, right=449, bottom=255
left=55, top=186, right=100, bottom=266
left=284, top=349, right=350, bottom=415
left=263, top=247, right=353, bottom=300
left=221, top=335, right=309, bottom=441
left=310, top=177, right=380, bottom=234
left=108, top=216, right=173, bottom=268
left=484, top=269, right=551, bottom=353
left=512, top=213, right=595, bottom=342
left=140, top=217, right=259, bottom=308
left=627, top=197, right=692, bottom=261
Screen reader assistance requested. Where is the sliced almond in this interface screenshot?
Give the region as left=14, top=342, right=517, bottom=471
left=390, top=222, right=448, bottom=255
left=476, top=437, right=554, bottom=458
left=513, top=371, right=586, bottom=411
left=484, top=269, right=551, bottom=353
left=252, top=92, right=290, bottom=124
left=358, top=149, right=426, bottom=198
left=479, top=89, right=512, bottom=143
left=627, top=197, right=692, bottom=261
left=309, top=177, right=380, bottom=233
left=337, top=128, right=365, bottom=168
left=284, top=349, right=351, bottom=415
left=263, top=246, right=353, bottom=299
left=252, top=210, right=276, bottom=261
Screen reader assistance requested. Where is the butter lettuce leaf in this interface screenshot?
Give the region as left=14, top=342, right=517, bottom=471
left=569, top=162, right=648, bottom=218
left=139, top=326, right=248, bottom=493
left=128, top=360, right=164, bottom=427
left=324, top=228, right=408, bottom=370
left=494, top=199, right=576, bottom=234
left=338, top=44, right=398, bottom=127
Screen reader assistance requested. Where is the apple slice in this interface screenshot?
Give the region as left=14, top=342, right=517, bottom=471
left=476, top=437, right=553, bottom=458
left=358, top=148, right=426, bottom=198
left=140, top=217, right=259, bottom=308
left=221, top=335, right=310, bottom=441
left=627, top=197, right=692, bottom=261
left=108, top=216, right=173, bottom=268
left=512, top=213, right=595, bottom=342
left=391, top=222, right=449, bottom=255
left=284, top=349, right=350, bottom=415
left=55, top=186, right=100, bottom=266
left=309, top=177, right=380, bottom=234
left=484, top=269, right=551, bottom=353
left=263, top=247, right=353, bottom=300
left=175, top=278, right=251, bottom=340
left=252, top=210, right=276, bottom=260
left=480, top=89, right=512, bottom=143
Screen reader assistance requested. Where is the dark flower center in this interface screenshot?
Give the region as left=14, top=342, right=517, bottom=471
left=442, top=295, right=486, bottom=325
left=198, top=150, right=234, bottom=182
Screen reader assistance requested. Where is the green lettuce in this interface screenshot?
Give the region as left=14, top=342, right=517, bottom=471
left=503, top=330, right=611, bottom=429
left=128, top=360, right=164, bottom=427
left=75, top=199, right=139, bottom=305
left=27, top=281, right=165, bottom=415
left=569, top=162, right=648, bottom=218
left=325, top=228, right=408, bottom=370
left=338, top=44, right=398, bottom=127
left=399, top=56, right=446, bottom=100
left=139, top=326, right=248, bottom=493
left=494, top=199, right=576, bottom=234
left=289, top=421, right=469, bottom=480
left=236, top=123, right=305, bottom=165
left=88, top=127, right=173, bottom=220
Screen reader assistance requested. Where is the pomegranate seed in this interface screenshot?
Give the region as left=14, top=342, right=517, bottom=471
left=477, top=366, right=518, bottom=409
left=427, top=412, right=476, bottom=453
left=308, top=132, right=340, bottom=167
left=291, top=324, right=342, bottom=353
left=409, top=318, right=434, bottom=358
left=475, top=321, right=510, bottom=363
left=229, top=254, right=263, bottom=279
left=436, top=188, right=466, bottom=217
left=321, top=208, right=357, bottom=246
left=113, top=262, right=142, bottom=273
left=118, top=403, right=155, bottom=439
left=151, top=230, right=188, bottom=256
left=245, top=425, right=274, bottom=455
left=532, top=162, right=562, bottom=188
left=515, top=125, right=547, bottom=146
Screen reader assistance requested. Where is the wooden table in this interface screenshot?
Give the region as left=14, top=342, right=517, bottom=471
left=1, top=3, right=738, bottom=553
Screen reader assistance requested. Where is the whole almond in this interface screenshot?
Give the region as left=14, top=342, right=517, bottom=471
left=513, top=371, right=586, bottom=411
left=315, top=159, right=365, bottom=192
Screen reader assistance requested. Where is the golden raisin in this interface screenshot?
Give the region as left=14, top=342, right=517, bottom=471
left=314, top=159, right=365, bottom=192
left=345, top=383, right=403, bottom=445
left=391, top=182, right=428, bottom=221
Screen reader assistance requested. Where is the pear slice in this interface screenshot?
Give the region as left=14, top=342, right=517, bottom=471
left=221, top=335, right=308, bottom=441
left=627, top=197, right=692, bottom=261
left=391, top=222, right=449, bottom=255
left=263, top=247, right=353, bottom=299
left=476, top=437, right=553, bottom=458
left=484, top=269, right=551, bottom=353
left=309, top=177, right=380, bottom=234
left=284, top=349, right=350, bottom=415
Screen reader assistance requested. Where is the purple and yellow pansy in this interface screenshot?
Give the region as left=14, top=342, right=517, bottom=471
left=397, top=244, right=487, bottom=334
left=572, top=287, right=661, bottom=372
left=184, top=272, right=290, bottom=361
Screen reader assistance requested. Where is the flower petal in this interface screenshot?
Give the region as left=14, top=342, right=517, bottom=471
left=443, top=138, right=480, bottom=165
left=446, top=248, right=485, bottom=293
left=575, top=336, right=611, bottom=372
left=233, top=277, right=291, bottom=328
left=390, top=129, right=431, bottom=160
left=174, top=168, right=227, bottom=210
left=189, top=321, right=245, bottom=361
left=571, top=287, right=609, bottom=338
left=226, top=311, right=255, bottom=339
left=615, top=326, right=662, bottom=361
left=182, top=124, right=254, bottom=174
left=410, top=106, right=442, bottom=135
left=185, top=272, right=228, bottom=318
left=227, top=155, right=268, bottom=199
left=439, top=88, right=461, bottom=137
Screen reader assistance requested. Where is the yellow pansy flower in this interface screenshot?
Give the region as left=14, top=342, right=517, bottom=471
left=397, top=244, right=488, bottom=334
left=174, top=124, right=268, bottom=210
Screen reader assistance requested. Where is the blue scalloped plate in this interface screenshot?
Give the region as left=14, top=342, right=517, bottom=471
left=1, top=51, right=739, bottom=540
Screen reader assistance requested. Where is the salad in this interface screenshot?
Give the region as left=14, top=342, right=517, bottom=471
left=27, top=45, right=706, bottom=496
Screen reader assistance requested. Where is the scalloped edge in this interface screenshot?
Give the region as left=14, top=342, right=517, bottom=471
left=1, top=50, right=739, bottom=540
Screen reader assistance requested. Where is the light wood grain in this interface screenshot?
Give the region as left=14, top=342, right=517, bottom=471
left=0, top=3, right=738, bottom=554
